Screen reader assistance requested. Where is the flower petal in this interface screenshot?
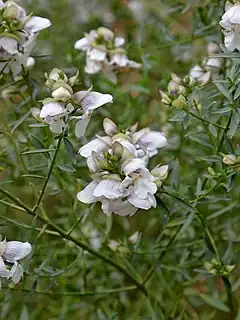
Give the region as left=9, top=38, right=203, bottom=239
left=0, top=37, right=18, bottom=54
left=73, top=91, right=113, bottom=112
left=40, top=102, right=65, bottom=118
left=93, top=179, right=123, bottom=199
left=122, top=158, right=146, bottom=175
left=49, top=119, right=66, bottom=134
left=11, top=262, right=23, bottom=284
left=77, top=181, right=98, bottom=204
left=24, top=16, right=51, bottom=33
left=75, top=115, right=90, bottom=138
left=79, top=138, right=108, bottom=157
left=3, top=241, right=32, bottom=262
left=114, top=37, right=125, bottom=47
left=74, top=37, right=89, bottom=51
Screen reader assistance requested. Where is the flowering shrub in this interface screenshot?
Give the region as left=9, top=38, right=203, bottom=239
left=0, top=0, right=239, bottom=319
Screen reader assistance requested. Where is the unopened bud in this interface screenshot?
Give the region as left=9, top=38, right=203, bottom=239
left=172, top=96, right=187, bottom=109
left=3, top=3, right=21, bottom=20
left=97, top=27, right=114, bottom=41
left=25, top=57, right=35, bottom=70
left=92, top=151, right=109, bottom=170
left=151, top=165, right=168, bottom=187
left=103, top=118, right=118, bottom=136
left=159, top=90, right=172, bottom=105
left=128, top=231, right=140, bottom=244
left=208, top=167, right=216, bottom=176
left=52, top=86, right=72, bottom=102
left=223, top=154, right=237, bottom=165
left=108, top=240, right=120, bottom=251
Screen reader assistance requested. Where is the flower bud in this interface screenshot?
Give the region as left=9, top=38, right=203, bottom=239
left=172, top=96, right=187, bottom=109
left=103, top=118, right=118, bottom=136
left=159, top=90, right=172, bottom=105
left=3, top=3, right=21, bottom=20
left=92, top=151, right=109, bottom=170
left=68, top=70, right=79, bottom=87
left=108, top=240, right=120, bottom=251
left=151, top=165, right=168, bottom=187
left=97, top=27, right=114, bottom=41
left=25, top=57, right=35, bottom=70
left=52, top=86, right=72, bottom=102
left=128, top=231, right=140, bottom=244
left=31, top=107, right=41, bottom=120
left=223, top=154, right=237, bottom=165
left=51, top=80, right=73, bottom=95
left=112, top=141, right=123, bottom=160
left=208, top=167, right=216, bottom=176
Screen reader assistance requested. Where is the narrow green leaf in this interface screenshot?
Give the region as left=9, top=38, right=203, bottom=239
left=22, top=149, right=55, bottom=155
left=10, top=111, right=31, bottom=133
left=57, top=164, right=76, bottom=173
left=214, top=82, right=232, bottom=101
left=199, top=294, right=230, bottom=313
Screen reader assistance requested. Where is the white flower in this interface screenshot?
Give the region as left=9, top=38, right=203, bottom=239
left=0, top=1, right=51, bottom=74
left=189, top=65, right=211, bottom=86
left=74, top=27, right=141, bottom=77
left=132, top=128, right=167, bottom=157
left=220, top=2, right=240, bottom=51
left=0, top=239, right=32, bottom=285
left=39, top=69, right=113, bottom=136
left=121, top=159, right=157, bottom=210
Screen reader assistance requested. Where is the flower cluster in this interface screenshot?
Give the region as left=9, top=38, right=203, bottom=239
left=0, top=238, right=32, bottom=287
left=220, top=1, right=240, bottom=52
left=0, top=0, right=51, bottom=74
left=32, top=68, right=113, bottom=136
left=77, top=118, right=168, bottom=216
left=74, top=27, right=141, bottom=77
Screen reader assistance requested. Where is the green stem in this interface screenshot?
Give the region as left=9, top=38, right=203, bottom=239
left=4, top=285, right=137, bottom=297
left=32, top=134, right=64, bottom=212
left=142, top=224, right=183, bottom=285
left=0, top=186, right=147, bottom=296
left=188, top=110, right=225, bottom=129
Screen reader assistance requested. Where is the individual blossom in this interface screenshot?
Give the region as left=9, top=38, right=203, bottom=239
left=203, top=42, right=222, bottom=72
left=33, top=68, right=113, bottom=137
left=188, top=65, right=211, bottom=86
left=78, top=118, right=167, bottom=168
left=220, top=1, right=240, bottom=52
left=74, top=27, right=141, bottom=79
left=0, top=0, right=51, bottom=74
left=77, top=119, right=168, bottom=216
left=0, top=238, right=32, bottom=287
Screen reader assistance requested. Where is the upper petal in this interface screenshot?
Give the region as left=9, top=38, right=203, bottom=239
left=3, top=241, right=32, bottom=262
left=74, top=37, right=90, bottom=51
left=24, top=16, right=51, bottom=33
left=114, top=37, right=125, bottom=47
left=77, top=181, right=99, bottom=204
left=122, top=158, right=146, bottom=175
left=79, top=138, right=108, bottom=157
left=73, top=90, right=113, bottom=112
left=40, top=102, right=65, bottom=118
left=93, top=179, right=123, bottom=199
left=0, top=37, right=18, bottom=54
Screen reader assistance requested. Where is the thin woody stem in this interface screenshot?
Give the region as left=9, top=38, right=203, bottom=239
left=32, top=134, right=64, bottom=212
left=0, top=186, right=147, bottom=296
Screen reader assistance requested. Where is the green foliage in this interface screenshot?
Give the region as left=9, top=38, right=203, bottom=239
left=0, top=0, right=239, bottom=319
